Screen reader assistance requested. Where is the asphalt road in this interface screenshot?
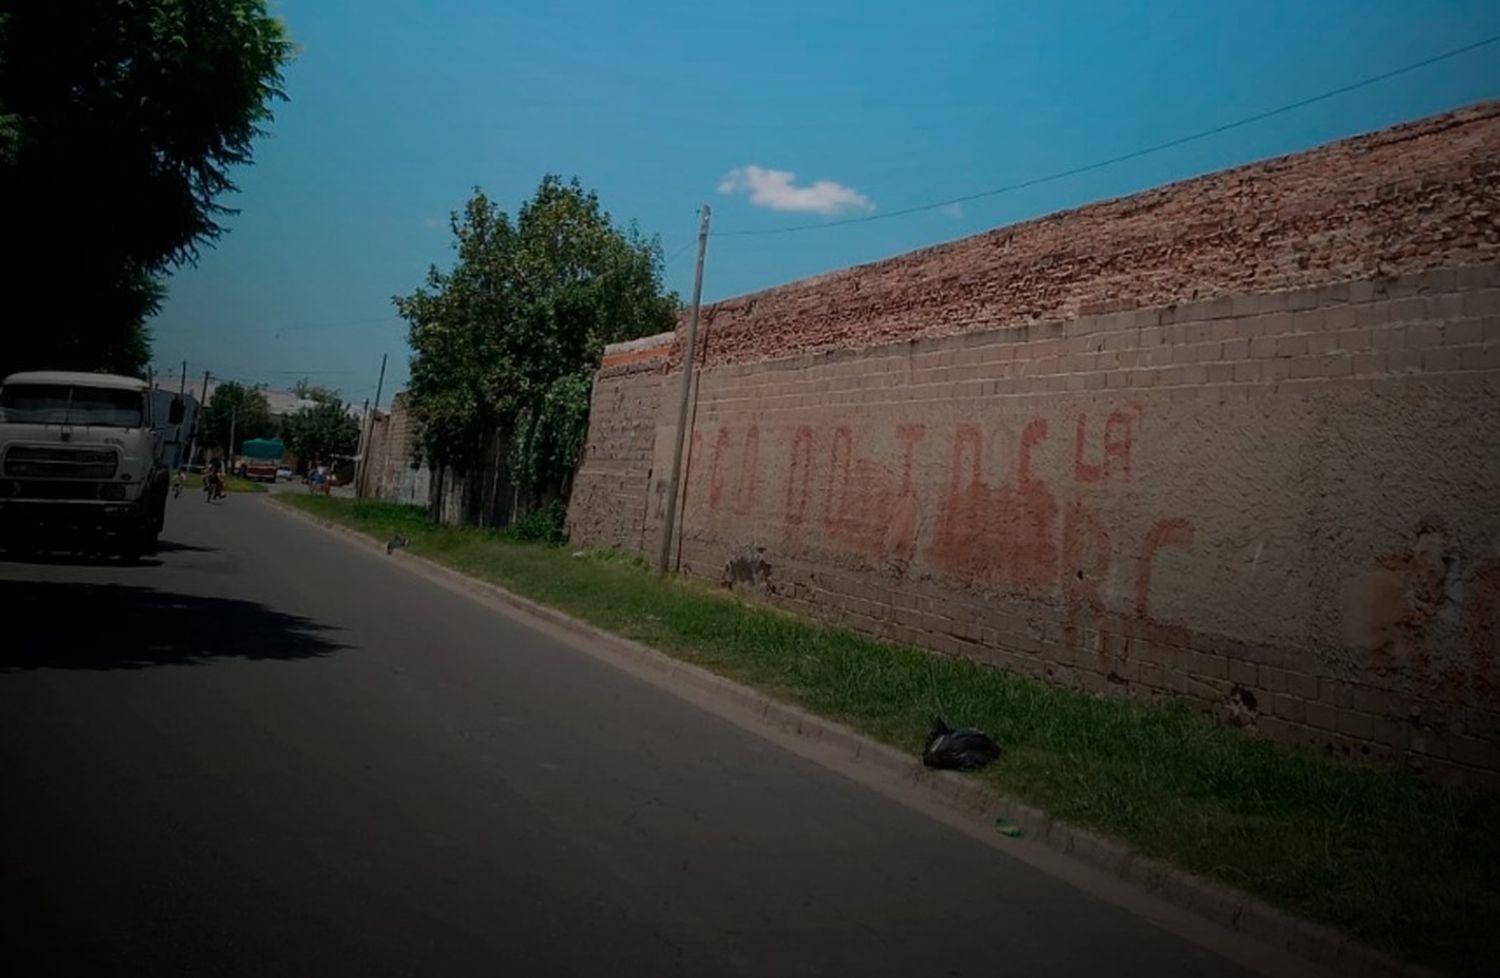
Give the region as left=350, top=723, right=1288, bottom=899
left=0, top=493, right=1256, bottom=977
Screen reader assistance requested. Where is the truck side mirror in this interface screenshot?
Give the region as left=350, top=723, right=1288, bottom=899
left=168, top=397, right=185, bottom=425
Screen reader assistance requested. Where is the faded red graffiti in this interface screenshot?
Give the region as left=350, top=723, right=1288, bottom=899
left=1062, top=512, right=1193, bottom=668
left=1061, top=498, right=1117, bottom=656
left=1133, top=518, right=1194, bottom=648
left=821, top=424, right=926, bottom=564
left=706, top=427, right=732, bottom=510
left=1357, top=527, right=1500, bottom=696
left=784, top=425, right=813, bottom=525
left=1074, top=411, right=1134, bottom=482
left=732, top=426, right=759, bottom=515
left=927, top=420, right=1058, bottom=595
left=1367, top=529, right=1451, bottom=680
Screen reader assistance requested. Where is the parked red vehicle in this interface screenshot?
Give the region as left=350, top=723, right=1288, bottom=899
left=239, top=438, right=283, bottom=483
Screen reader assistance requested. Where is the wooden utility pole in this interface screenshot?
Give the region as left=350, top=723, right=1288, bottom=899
left=356, top=354, right=388, bottom=497
left=186, top=370, right=211, bottom=467
left=656, top=205, right=711, bottom=574
left=227, top=404, right=237, bottom=471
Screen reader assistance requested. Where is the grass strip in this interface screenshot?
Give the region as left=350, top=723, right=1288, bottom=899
left=282, top=494, right=1499, bottom=976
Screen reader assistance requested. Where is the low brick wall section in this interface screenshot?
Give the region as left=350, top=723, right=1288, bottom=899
left=678, top=101, right=1499, bottom=370
left=573, top=267, right=1500, bottom=782
left=568, top=332, right=675, bottom=551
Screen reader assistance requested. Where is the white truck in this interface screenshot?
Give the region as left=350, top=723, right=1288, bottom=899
left=0, top=370, right=185, bottom=561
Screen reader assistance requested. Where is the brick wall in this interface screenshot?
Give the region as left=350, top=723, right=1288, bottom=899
left=568, top=332, right=674, bottom=550
left=678, top=101, right=1499, bottom=370
left=569, top=106, right=1500, bottom=781
left=366, top=393, right=433, bottom=507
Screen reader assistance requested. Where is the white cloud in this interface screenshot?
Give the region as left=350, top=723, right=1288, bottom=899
left=422, top=215, right=444, bottom=229
left=717, top=165, right=874, bottom=215
left=940, top=203, right=963, bottom=219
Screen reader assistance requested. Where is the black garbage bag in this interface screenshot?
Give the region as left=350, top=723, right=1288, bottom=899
left=922, top=716, right=1000, bottom=771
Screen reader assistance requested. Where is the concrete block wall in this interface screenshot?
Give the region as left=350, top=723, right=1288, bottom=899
left=367, top=393, right=434, bottom=508
left=567, top=332, right=674, bottom=551
left=568, top=105, right=1500, bottom=780
left=576, top=267, right=1500, bottom=781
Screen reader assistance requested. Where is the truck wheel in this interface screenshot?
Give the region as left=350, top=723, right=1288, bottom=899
left=152, top=487, right=168, bottom=533
left=119, top=523, right=155, bottom=563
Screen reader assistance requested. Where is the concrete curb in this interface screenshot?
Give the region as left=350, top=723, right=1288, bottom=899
left=270, top=497, right=1435, bottom=978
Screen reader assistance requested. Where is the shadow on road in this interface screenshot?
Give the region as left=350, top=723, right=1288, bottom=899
left=0, top=580, right=346, bottom=671
left=0, top=539, right=216, bottom=566
left=154, top=540, right=216, bottom=554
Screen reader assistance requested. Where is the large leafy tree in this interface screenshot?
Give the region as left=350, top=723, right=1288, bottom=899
left=201, top=381, right=274, bottom=456
left=281, top=398, right=360, bottom=465
left=396, top=176, right=677, bottom=522
left=0, top=2, right=292, bottom=378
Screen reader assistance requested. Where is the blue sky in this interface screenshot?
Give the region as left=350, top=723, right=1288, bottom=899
left=149, top=0, right=1500, bottom=405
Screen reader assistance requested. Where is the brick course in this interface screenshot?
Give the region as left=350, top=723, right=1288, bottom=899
left=674, top=102, right=1500, bottom=370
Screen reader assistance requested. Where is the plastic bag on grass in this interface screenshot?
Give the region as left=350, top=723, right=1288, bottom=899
left=922, top=716, right=1000, bottom=771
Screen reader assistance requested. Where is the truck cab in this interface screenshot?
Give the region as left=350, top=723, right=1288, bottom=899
left=0, top=370, right=183, bottom=560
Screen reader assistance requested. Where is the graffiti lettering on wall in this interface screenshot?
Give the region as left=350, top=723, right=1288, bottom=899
left=1358, top=522, right=1500, bottom=695
left=1073, top=411, right=1134, bottom=482
left=817, top=424, right=926, bottom=569
left=928, top=419, right=1057, bottom=594
left=689, top=407, right=1191, bottom=668
left=1063, top=515, right=1195, bottom=674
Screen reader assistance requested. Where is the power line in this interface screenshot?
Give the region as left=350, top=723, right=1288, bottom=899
left=155, top=313, right=405, bottom=336
left=714, top=32, right=1500, bottom=237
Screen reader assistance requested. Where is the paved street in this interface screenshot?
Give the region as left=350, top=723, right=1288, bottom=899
left=1, top=494, right=1253, bottom=977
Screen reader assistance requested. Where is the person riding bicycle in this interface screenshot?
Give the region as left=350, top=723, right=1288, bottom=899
left=205, top=461, right=225, bottom=501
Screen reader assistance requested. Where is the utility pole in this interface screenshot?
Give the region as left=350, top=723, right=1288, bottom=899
left=656, top=204, right=711, bottom=575
left=355, top=398, right=371, bottom=496
left=186, top=370, right=211, bottom=467
left=178, top=360, right=187, bottom=396
left=227, top=404, right=237, bottom=472
left=356, top=354, right=388, bottom=497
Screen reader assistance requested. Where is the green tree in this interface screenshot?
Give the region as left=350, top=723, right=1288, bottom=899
left=0, top=2, right=293, bottom=378
left=292, top=377, right=339, bottom=403
left=202, top=382, right=274, bottom=456
left=280, top=398, right=360, bottom=465
left=395, top=176, right=677, bottom=524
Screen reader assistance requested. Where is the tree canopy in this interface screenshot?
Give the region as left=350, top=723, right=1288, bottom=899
left=395, top=176, right=678, bottom=518
left=292, top=378, right=340, bottom=403
left=201, top=382, right=274, bottom=455
left=0, top=2, right=293, bottom=378
left=281, top=398, right=360, bottom=465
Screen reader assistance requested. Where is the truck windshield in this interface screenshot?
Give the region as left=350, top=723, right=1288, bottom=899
left=0, top=384, right=145, bottom=428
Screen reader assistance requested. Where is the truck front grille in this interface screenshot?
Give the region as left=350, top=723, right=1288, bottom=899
left=0, top=480, right=110, bottom=500
left=3, top=446, right=119, bottom=480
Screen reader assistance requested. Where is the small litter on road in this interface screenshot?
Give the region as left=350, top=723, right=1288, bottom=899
left=994, top=816, right=1023, bottom=839
left=386, top=534, right=408, bottom=554
left=921, top=717, right=1000, bottom=771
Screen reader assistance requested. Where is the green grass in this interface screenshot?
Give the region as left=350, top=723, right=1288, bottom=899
left=182, top=472, right=264, bottom=493
left=282, top=494, right=1500, bottom=976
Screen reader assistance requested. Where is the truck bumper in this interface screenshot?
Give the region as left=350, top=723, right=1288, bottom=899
left=0, top=498, right=149, bottom=547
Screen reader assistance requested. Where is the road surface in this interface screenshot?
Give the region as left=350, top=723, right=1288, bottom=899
left=1, top=494, right=1257, bottom=977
